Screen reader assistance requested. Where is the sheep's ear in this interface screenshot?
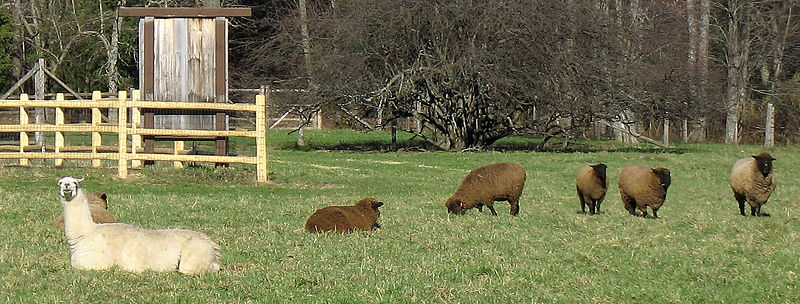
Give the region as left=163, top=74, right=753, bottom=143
left=373, top=201, right=384, bottom=208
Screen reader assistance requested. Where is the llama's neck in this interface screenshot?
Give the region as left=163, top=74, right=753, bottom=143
left=61, top=189, right=96, bottom=240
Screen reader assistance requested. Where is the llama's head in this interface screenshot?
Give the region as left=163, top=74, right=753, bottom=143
left=58, top=177, right=84, bottom=201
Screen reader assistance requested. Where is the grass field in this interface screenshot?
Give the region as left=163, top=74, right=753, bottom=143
left=1, top=129, right=798, bottom=303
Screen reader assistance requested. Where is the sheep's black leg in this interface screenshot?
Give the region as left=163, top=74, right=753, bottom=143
left=621, top=193, right=636, bottom=216
left=596, top=200, right=602, bottom=214
left=755, top=205, right=770, bottom=217
left=652, top=208, right=659, bottom=219
left=509, top=200, right=520, bottom=216
left=734, top=193, right=747, bottom=216
left=476, top=204, right=484, bottom=212
left=622, top=195, right=637, bottom=216
left=578, top=189, right=587, bottom=214
left=750, top=206, right=758, bottom=216
left=588, top=200, right=597, bottom=215
left=487, top=203, right=498, bottom=216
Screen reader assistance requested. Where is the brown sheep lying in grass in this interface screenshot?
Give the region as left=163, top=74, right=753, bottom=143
left=445, top=162, right=526, bottom=216
left=730, top=152, right=776, bottom=216
left=618, top=164, right=671, bottom=219
left=305, top=198, right=384, bottom=233
left=576, top=163, right=607, bottom=215
left=54, top=192, right=115, bottom=230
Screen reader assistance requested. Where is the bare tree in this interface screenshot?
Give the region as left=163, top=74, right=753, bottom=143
left=292, top=0, right=650, bottom=150
left=715, top=0, right=754, bottom=144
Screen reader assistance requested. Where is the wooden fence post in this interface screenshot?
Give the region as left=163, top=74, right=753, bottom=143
left=131, top=90, right=142, bottom=169
left=91, top=91, right=102, bottom=167
left=255, top=92, right=269, bottom=182
left=55, top=93, right=65, bottom=167
left=765, top=102, right=775, bottom=147
left=117, top=91, right=128, bottom=178
left=174, top=141, right=185, bottom=169
left=19, top=94, right=29, bottom=166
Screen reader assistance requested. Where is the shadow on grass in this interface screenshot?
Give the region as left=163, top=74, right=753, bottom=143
left=271, top=130, right=689, bottom=154
left=494, top=143, right=689, bottom=154
left=286, top=138, right=441, bottom=152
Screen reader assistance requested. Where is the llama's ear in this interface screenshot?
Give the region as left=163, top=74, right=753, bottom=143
left=76, top=178, right=84, bottom=183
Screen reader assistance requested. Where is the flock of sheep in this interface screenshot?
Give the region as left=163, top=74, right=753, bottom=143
left=54, top=152, right=776, bottom=275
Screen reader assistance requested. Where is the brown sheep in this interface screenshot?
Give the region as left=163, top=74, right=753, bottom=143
left=576, top=163, right=607, bottom=215
left=54, top=192, right=115, bottom=230
left=445, top=162, right=526, bottom=216
left=305, top=198, right=384, bottom=233
left=618, top=164, right=671, bottom=218
left=730, top=152, right=776, bottom=216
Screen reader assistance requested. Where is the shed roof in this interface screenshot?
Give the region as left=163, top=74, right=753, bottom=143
left=119, top=7, right=252, bottom=18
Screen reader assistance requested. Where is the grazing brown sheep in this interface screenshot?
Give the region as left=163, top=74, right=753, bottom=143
left=618, top=164, right=671, bottom=218
left=54, top=192, right=115, bottom=230
left=576, top=163, right=607, bottom=215
left=445, top=162, right=527, bottom=216
left=730, top=152, right=776, bottom=216
left=305, top=198, right=384, bottom=233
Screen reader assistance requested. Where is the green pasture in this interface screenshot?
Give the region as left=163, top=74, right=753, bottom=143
left=0, top=130, right=798, bottom=303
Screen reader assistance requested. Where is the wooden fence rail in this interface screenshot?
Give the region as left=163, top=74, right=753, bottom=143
left=0, top=90, right=269, bottom=182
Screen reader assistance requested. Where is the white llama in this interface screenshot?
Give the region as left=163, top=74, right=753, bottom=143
left=58, top=177, right=221, bottom=274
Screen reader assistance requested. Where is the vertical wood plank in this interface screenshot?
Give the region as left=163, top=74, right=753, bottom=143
left=19, top=94, right=29, bottom=166
left=215, top=17, right=228, bottom=165
left=256, top=92, right=269, bottom=182
left=131, top=90, right=142, bottom=168
left=118, top=91, right=128, bottom=178
left=143, top=17, right=155, bottom=165
left=91, top=91, right=102, bottom=167
left=54, top=93, right=65, bottom=167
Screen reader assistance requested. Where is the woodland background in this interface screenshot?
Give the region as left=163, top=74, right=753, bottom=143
left=2, top=0, right=800, bottom=150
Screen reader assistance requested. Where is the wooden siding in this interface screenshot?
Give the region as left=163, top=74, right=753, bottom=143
left=138, top=18, right=227, bottom=130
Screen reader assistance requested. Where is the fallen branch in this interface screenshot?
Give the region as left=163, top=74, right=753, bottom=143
left=598, top=120, right=670, bottom=148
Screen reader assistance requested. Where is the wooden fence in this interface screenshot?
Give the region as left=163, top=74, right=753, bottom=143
left=0, top=90, right=269, bottom=182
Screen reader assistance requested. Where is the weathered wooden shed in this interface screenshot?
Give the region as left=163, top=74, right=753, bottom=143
left=118, top=7, right=251, bottom=159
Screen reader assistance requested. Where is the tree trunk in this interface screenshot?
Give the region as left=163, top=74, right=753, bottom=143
left=298, top=0, right=312, bottom=86
left=686, top=0, right=710, bottom=142
left=695, top=0, right=711, bottom=141
left=723, top=0, right=751, bottom=145
left=663, top=119, right=670, bottom=147
left=724, top=65, right=746, bottom=144
left=34, top=58, right=45, bottom=145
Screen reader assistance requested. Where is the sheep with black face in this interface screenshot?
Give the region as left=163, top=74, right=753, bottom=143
left=618, top=164, right=671, bottom=219
left=730, top=152, right=776, bottom=216
left=576, top=163, right=607, bottom=215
